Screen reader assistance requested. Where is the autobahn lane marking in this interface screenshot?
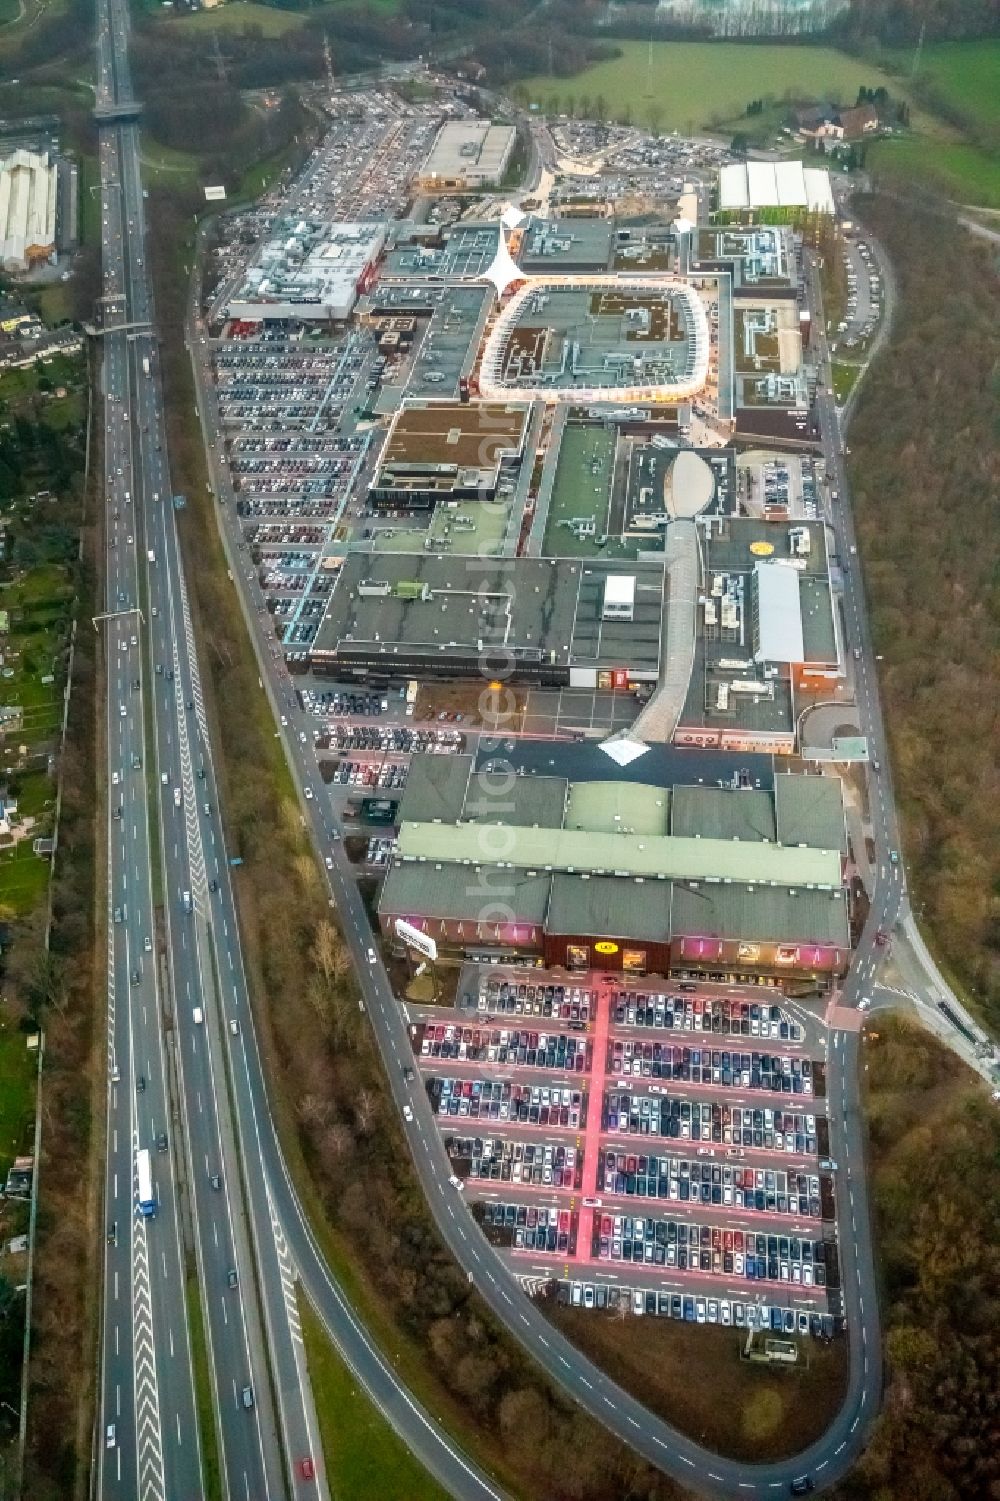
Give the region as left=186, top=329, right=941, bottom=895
left=130, top=1157, right=166, bottom=1501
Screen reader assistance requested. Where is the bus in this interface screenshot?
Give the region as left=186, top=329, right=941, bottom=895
left=136, top=1148, right=156, bottom=1218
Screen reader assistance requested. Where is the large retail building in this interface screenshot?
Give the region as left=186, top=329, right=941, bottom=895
left=378, top=756, right=851, bottom=982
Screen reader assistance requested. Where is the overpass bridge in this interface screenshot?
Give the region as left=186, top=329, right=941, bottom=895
left=84, top=319, right=153, bottom=338
left=93, top=100, right=142, bottom=123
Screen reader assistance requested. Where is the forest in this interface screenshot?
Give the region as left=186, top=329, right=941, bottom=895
left=831, top=1016, right=1000, bottom=1500
left=832, top=0, right=1000, bottom=44
left=847, top=192, right=1000, bottom=1032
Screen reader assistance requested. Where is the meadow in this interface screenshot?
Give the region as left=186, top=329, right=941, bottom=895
left=906, top=39, right=1000, bottom=131
left=518, top=41, right=930, bottom=134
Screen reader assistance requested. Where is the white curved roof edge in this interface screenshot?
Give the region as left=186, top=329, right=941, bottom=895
left=478, top=273, right=711, bottom=405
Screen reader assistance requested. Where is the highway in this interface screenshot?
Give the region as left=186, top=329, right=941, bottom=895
left=185, top=202, right=891, bottom=1494
left=95, top=0, right=323, bottom=1498
left=96, top=57, right=203, bottom=1501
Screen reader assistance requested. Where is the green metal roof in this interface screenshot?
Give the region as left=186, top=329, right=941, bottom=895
left=547, top=874, right=671, bottom=942
left=379, top=861, right=552, bottom=925
left=773, top=773, right=846, bottom=854
left=563, top=780, right=670, bottom=836
left=396, top=753, right=473, bottom=825
left=671, top=882, right=849, bottom=947
left=464, top=772, right=567, bottom=828
left=396, top=820, right=842, bottom=887
left=670, top=785, right=776, bottom=843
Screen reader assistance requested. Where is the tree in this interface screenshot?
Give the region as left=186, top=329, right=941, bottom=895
left=646, top=100, right=663, bottom=135
left=594, top=92, right=607, bottom=123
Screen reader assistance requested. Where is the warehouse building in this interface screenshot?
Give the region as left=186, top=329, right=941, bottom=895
left=0, top=149, right=58, bottom=273
left=379, top=759, right=850, bottom=981
left=417, top=121, right=517, bottom=192
left=718, top=161, right=834, bottom=215
left=310, top=552, right=665, bottom=685
left=227, top=220, right=386, bottom=323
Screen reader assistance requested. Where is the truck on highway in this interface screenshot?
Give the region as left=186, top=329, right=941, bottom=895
left=147, top=548, right=155, bottom=564
left=142, top=356, right=150, bottom=377
left=136, top=1148, right=156, bottom=1217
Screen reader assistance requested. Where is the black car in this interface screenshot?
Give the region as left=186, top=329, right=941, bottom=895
left=156, top=1132, right=167, bottom=1151
left=790, top=1479, right=814, bottom=1496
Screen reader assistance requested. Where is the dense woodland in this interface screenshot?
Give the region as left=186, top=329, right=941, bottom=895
left=847, top=193, right=1000, bottom=1032
left=832, top=1017, right=1000, bottom=1500
left=833, top=0, right=1000, bottom=44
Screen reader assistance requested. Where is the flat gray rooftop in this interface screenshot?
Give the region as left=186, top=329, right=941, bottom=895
left=313, top=553, right=665, bottom=676
left=519, top=217, right=613, bottom=272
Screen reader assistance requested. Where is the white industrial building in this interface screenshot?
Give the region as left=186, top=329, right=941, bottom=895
left=718, top=161, right=835, bottom=215
left=417, top=120, right=517, bottom=192
left=227, top=220, right=387, bottom=324
left=0, top=150, right=58, bottom=274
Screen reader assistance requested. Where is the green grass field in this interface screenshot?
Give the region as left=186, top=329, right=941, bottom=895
left=869, top=136, right=1000, bottom=209
left=519, top=42, right=932, bottom=135
left=831, top=360, right=860, bottom=403
left=139, top=140, right=199, bottom=187
left=909, top=40, right=1000, bottom=132
left=299, top=1297, right=450, bottom=1501
left=163, top=0, right=308, bottom=34
left=0, top=1004, right=36, bottom=1177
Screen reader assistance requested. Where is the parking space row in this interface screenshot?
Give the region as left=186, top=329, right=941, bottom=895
left=610, top=987, right=803, bottom=1042
left=449, top=1135, right=583, bottom=1192
left=428, top=1076, right=587, bottom=1127
left=420, top=1026, right=593, bottom=1070
left=555, top=1281, right=838, bottom=1339
left=597, top=1149, right=826, bottom=1220
left=609, top=1039, right=820, bottom=1097
left=605, top=1091, right=823, bottom=1156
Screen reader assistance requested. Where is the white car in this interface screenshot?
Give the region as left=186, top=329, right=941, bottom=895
left=402, top=1105, right=413, bottom=1122
left=304, top=787, right=314, bottom=801
left=106, top=1424, right=116, bottom=1450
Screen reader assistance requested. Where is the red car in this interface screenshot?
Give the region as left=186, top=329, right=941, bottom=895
left=298, top=1456, right=315, bottom=1480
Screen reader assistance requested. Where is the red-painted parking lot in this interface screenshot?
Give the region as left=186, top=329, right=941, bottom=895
left=410, top=965, right=842, bottom=1335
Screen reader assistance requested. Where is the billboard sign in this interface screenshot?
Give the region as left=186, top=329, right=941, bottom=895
left=595, top=940, right=619, bottom=955
left=395, top=918, right=437, bottom=962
